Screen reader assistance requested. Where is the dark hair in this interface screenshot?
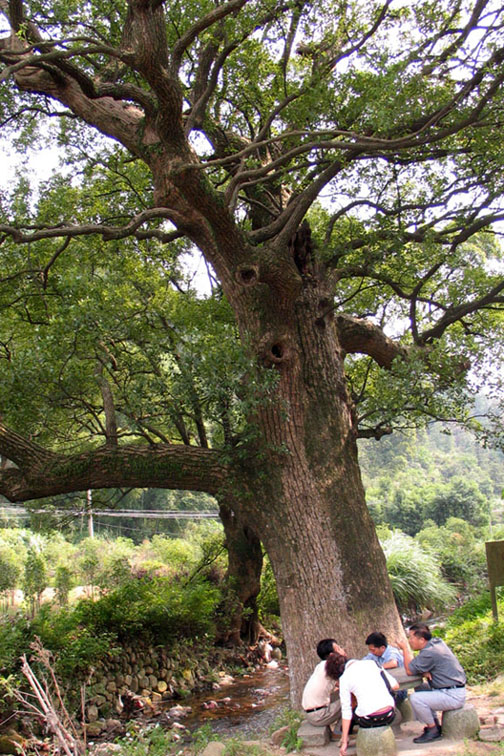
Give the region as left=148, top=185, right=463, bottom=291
left=365, top=632, right=387, bottom=648
left=317, top=639, right=337, bottom=660
left=325, top=652, right=348, bottom=680
left=409, top=623, right=432, bottom=641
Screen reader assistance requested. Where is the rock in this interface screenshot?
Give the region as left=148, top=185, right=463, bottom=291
left=105, top=719, right=123, bottom=733
left=355, top=725, right=397, bottom=755
left=396, top=697, right=413, bottom=723
left=85, top=721, right=104, bottom=737
left=167, top=705, right=192, bottom=718
left=90, top=744, right=122, bottom=756
left=0, top=732, right=27, bottom=755
left=270, top=725, right=291, bottom=746
left=200, top=742, right=226, bottom=756
left=87, top=705, right=99, bottom=722
left=202, top=700, right=219, bottom=710
left=91, top=694, right=107, bottom=707
left=172, top=722, right=187, bottom=731
left=297, top=720, right=330, bottom=747
left=479, top=725, right=504, bottom=742
left=442, top=704, right=480, bottom=739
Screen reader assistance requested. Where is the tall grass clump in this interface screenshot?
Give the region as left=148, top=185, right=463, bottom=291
left=380, top=530, right=456, bottom=615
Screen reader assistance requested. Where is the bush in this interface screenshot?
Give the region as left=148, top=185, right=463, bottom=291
left=416, top=518, right=487, bottom=594
left=380, top=530, right=456, bottom=615
left=440, top=593, right=504, bottom=683
left=73, top=575, right=221, bottom=643
left=258, top=557, right=280, bottom=619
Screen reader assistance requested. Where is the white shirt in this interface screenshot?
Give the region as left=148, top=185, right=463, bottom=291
left=302, top=659, right=336, bottom=710
left=339, top=659, right=396, bottom=719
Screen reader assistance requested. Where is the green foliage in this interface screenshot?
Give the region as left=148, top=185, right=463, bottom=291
left=115, top=723, right=180, bottom=756
left=361, top=423, right=502, bottom=537
left=29, top=604, right=120, bottom=678
left=190, top=723, right=221, bottom=753
left=269, top=708, right=303, bottom=751
left=0, top=611, right=31, bottom=671
left=416, top=518, right=487, bottom=594
left=0, top=555, right=19, bottom=595
left=258, top=556, right=280, bottom=620
left=73, top=576, right=220, bottom=643
left=441, top=594, right=504, bottom=683
left=54, top=565, right=73, bottom=606
left=380, top=530, right=456, bottom=614
left=22, top=547, right=47, bottom=615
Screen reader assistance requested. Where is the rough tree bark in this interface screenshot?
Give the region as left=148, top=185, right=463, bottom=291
left=219, top=502, right=263, bottom=645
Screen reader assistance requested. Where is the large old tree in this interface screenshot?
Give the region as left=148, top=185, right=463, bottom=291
left=1, top=0, right=504, bottom=704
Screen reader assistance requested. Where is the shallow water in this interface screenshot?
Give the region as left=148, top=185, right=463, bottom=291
left=166, top=663, right=291, bottom=738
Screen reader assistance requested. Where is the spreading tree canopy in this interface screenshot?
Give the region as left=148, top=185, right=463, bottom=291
left=1, top=0, right=504, bottom=704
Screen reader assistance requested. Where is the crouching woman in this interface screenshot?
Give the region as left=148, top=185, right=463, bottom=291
left=325, top=652, right=399, bottom=756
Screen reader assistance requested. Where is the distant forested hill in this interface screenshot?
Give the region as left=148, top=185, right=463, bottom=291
left=359, top=423, right=504, bottom=535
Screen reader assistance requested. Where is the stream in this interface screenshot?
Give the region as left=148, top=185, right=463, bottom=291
left=162, top=662, right=291, bottom=739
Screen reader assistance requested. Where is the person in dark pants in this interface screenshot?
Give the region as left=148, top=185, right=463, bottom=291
left=325, top=651, right=399, bottom=756
left=397, top=623, right=466, bottom=744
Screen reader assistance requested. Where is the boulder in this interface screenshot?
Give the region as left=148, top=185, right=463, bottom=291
left=297, top=720, right=330, bottom=747
left=200, top=742, right=226, bottom=756
left=270, top=725, right=291, bottom=746
left=355, top=725, right=397, bottom=756
left=442, top=704, right=480, bottom=739
left=396, top=696, right=414, bottom=723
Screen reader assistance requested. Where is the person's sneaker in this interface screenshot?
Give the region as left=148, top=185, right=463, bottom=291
left=413, top=726, right=442, bottom=743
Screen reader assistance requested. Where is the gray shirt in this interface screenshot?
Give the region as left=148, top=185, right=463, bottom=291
left=408, top=637, right=466, bottom=689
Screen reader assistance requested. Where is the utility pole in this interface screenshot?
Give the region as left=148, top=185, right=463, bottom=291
left=87, top=489, right=94, bottom=538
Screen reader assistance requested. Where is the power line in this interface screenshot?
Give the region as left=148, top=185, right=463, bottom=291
left=0, top=507, right=219, bottom=520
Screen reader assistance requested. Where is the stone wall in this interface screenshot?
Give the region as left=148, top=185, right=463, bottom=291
left=84, top=640, right=239, bottom=723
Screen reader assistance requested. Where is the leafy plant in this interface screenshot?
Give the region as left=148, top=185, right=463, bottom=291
left=269, top=708, right=303, bottom=751
left=439, top=594, right=504, bottom=683
left=191, top=723, right=220, bottom=753
left=114, top=723, right=178, bottom=756
left=380, top=530, right=456, bottom=614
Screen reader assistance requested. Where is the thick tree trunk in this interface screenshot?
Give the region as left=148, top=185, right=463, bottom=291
left=219, top=502, right=263, bottom=645
left=228, top=277, right=404, bottom=707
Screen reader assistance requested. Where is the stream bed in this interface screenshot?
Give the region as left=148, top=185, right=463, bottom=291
left=163, top=663, right=291, bottom=739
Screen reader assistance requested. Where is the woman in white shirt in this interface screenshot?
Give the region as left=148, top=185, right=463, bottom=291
left=325, top=652, right=399, bottom=756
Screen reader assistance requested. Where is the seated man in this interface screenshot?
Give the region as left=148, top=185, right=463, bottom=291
left=363, top=631, right=404, bottom=669
left=397, top=622, right=466, bottom=744
left=301, top=638, right=345, bottom=731
left=364, top=630, right=407, bottom=704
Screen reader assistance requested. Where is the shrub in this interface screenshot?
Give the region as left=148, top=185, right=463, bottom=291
left=436, top=592, right=504, bottom=683
left=380, top=530, right=456, bottom=615
left=258, top=556, right=279, bottom=619
left=73, top=575, right=221, bottom=643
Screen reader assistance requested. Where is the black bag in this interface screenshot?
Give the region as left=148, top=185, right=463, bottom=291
left=353, top=666, right=396, bottom=728
left=354, top=707, right=395, bottom=728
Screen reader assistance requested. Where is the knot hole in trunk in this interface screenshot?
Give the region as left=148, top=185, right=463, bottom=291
left=260, top=337, right=290, bottom=367
left=236, top=264, right=260, bottom=287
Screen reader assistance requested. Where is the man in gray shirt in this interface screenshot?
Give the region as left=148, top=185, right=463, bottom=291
left=397, top=623, right=466, bottom=744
